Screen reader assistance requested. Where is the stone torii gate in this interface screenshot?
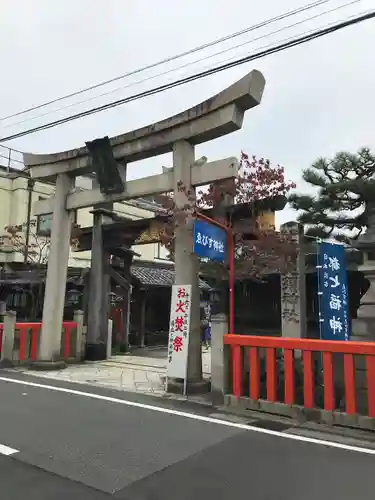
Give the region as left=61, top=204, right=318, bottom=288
left=24, top=69, right=266, bottom=382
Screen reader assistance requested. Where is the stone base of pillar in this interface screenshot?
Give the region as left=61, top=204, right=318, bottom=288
left=31, top=360, right=66, bottom=371
left=117, top=343, right=130, bottom=353
left=85, top=342, right=107, bottom=361
left=165, top=377, right=211, bottom=395
left=211, top=313, right=229, bottom=406
left=0, top=359, right=14, bottom=369
left=211, top=389, right=225, bottom=406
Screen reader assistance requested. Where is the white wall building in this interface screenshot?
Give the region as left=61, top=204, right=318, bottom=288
left=0, top=165, right=170, bottom=267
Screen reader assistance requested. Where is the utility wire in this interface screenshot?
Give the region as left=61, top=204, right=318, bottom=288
left=4, top=0, right=361, bottom=130
left=0, top=0, right=333, bottom=122
left=0, top=144, right=24, bottom=154
left=0, top=153, right=23, bottom=164
left=1, top=10, right=374, bottom=144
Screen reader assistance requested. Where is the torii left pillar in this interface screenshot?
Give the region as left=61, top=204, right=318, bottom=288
left=32, top=173, right=75, bottom=369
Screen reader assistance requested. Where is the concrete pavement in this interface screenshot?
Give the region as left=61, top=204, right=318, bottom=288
left=14, top=347, right=211, bottom=397
left=0, top=372, right=374, bottom=499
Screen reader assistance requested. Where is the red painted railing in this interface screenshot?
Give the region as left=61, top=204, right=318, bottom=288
left=224, top=335, right=375, bottom=418
left=0, top=321, right=77, bottom=361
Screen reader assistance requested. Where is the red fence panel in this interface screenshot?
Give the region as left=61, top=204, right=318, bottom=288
left=343, top=353, right=356, bottom=415
left=18, top=324, right=29, bottom=361
left=232, top=345, right=242, bottom=398
left=284, top=349, right=295, bottom=405
left=366, top=356, right=375, bottom=418
left=224, top=334, right=375, bottom=420
left=249, top=347, right=260, bottom=400
left=266, top=348, right=277, bottom=402
left=303, top=350, right=314, bottom=408
left=323, top=351, right=335, bottom=411
left=30, top=324, right=41, bottom=361
left=0, top=321, right=78, bottom=362
left=62, top=321, right=76, bottom=359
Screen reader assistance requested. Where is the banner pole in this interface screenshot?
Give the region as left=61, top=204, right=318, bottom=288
left=316, top=238, right=323, bottom=340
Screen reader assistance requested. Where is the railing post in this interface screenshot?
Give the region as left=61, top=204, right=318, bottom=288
left=73, top=310, right=85, bottom=361
left=0, top=311, right=16, bottom=368
left=106, top=318, right=113, bottom=360
left=211, top=313, right=228, bottom=404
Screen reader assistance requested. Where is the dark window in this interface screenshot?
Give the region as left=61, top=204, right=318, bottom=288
left=155, top=242, right=170, bottom=261
left=36, top=196, right=77, bottom=236
left=36, top=212, right=53, bottom=236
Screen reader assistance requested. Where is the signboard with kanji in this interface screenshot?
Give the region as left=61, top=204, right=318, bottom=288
left=193, top=220, right=226, bottom=262
left=317, top=241, right=351, bottom=341
left=167, top=284, right=192, bottom=379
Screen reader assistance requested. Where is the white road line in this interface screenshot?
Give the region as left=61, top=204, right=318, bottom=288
left=1, top=376, right=375, bottom=456
left=0, top=444, right=18, bottom=456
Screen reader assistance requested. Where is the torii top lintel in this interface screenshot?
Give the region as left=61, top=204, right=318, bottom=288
left=23, top=70, right=265, bottom=180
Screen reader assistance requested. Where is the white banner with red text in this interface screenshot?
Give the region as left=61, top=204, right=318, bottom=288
left=167, top=284, right=192, bottom=379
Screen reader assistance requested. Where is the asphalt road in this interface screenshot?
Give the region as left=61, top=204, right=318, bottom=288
left=0, top=372, right=374, bottom=499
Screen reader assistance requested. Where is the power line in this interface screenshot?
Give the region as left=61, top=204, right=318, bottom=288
left=1, top=10, right=374, bottom=144
left=0, top=144, right=24, bottom=154
left=4, top=0, right=361, bottom=130
left=0, top=153, right=23, bottom=164
left=2, top=9, right=372, bottom=143
left=0, top=0, right=333, bottom=122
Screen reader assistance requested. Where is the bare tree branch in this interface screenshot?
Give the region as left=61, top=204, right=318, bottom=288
left=1, top=221, right=50, bottom=264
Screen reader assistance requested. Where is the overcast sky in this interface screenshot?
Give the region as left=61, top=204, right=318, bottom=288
left=0, top=0, right=374, bottom=224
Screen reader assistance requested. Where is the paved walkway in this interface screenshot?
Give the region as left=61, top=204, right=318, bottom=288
left=14, top=347, right=211, bottom=397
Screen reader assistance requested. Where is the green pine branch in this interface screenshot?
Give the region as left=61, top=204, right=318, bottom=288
left=288, top=147, right=375, bottom=240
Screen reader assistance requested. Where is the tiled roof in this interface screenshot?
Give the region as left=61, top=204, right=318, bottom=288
left=0, top=268, right=87, bottom=286
left=131, top=262, right=210, bottom=289
left=0, top=262, right=210, bottom=290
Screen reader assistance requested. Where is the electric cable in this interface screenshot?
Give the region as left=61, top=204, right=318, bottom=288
left=0, top=0, right=334, bottom=122
left=1, top=10, right=373, bottom=144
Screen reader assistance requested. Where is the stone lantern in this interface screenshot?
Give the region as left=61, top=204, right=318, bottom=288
left=351, top=208, right=375, bottom=413
left=352, top=209, right=375, bottom=342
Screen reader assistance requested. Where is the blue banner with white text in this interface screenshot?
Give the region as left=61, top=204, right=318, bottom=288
left=193, top=220, right=226, bottom=262
left=317, top=242, right=351, bottom=341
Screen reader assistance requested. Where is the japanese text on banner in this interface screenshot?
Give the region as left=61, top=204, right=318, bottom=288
left=167, top=285, right=192, bottom=379
left=317, top=242, right=351, bottom=341
left=193, top=220, right=226, bottom=262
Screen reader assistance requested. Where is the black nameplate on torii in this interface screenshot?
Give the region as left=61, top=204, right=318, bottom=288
left=85, top=136, right=125, bottom=195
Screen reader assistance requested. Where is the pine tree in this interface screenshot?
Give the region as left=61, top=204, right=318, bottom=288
left=288, top=148, right=375, bottom=242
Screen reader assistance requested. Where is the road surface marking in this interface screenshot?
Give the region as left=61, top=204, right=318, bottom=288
left=0, top=444, right=18, bottom=456
left=1, top=376, right=375, bottom=456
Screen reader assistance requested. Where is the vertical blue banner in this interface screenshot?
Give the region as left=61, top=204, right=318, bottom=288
left=317, top=242, right=351, bottom=341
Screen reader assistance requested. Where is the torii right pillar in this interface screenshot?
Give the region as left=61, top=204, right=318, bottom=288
left=169, top=140, right=204, bottom=391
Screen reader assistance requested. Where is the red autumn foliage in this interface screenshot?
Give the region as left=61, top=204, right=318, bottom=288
left=157, top=152, right=298, bottom=278
left=237, top=151, right=296, bottom=202
left=197, top=152, right=296, bottom=208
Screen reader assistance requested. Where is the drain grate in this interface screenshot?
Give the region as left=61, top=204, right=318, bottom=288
left=248, top=419, right=293, bottom=432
